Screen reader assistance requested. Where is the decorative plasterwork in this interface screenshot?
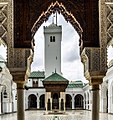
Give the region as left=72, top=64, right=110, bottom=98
left=31, top=1, right=83, bottom=45
left=0, top=1, right=33, bottom=82
left=105, top=2, right=113, bottom=45
left=81, top=47, right=105, bottom=83
left=99, top=0, right=107, bottom=73
left=0, top=2, right=8, bottom=45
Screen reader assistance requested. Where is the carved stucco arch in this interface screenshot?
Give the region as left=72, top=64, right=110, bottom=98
left=31, top=1, right=83, bottom=46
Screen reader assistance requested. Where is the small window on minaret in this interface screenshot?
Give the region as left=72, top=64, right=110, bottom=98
left=53, top=36, right=55, bottom=42
left=50, top=36, right=55, bottom=42
left=50, top=36, right=52, bottom=42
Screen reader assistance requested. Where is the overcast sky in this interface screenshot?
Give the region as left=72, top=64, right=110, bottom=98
left=0, top=13, right=113, bottom=83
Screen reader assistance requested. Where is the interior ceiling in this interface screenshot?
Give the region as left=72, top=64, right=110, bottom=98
left=14, top=0, right=99, bottom=48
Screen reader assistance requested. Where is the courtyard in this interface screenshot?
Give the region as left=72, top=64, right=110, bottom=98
left=0, top=110, right=113, bottom=120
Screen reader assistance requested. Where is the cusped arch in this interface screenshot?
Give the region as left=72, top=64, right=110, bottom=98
left=31, top=1, right=83, bottom=43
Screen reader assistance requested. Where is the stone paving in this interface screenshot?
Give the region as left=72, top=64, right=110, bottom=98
left=0, top=110, right=113, bottom=120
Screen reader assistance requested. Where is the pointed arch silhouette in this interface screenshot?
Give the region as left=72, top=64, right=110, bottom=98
left=31, top=1, right=83, bottom=43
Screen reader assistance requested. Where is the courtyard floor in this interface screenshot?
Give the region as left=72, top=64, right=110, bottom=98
left=0, top=110, right=113, bottom=120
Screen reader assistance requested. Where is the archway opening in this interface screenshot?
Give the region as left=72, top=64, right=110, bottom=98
left=74, top=94, right=83, bottom=109
left=39, top=94, right=45, bottom=109
left=31, top=12, right=87, bottom=83
left=52, top=93, right=59, bottom=109
left=28, top=94, right=37, bottom=109
left=66, top=94, right=72, bottom=110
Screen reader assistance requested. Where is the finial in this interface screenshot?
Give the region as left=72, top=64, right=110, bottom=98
left=56, top=11, right=57, bottom=25
left=52, top=14, right=55, bottom=24
left=55, top=68, right=56, bottom=73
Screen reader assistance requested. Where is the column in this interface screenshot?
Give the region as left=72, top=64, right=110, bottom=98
left=45, top=92, right=47, bottom=112
left=63, top=92, right=66, bottom=112
left=37, top=96, right=39, bottom=109
left=50, top=98, right=52, bottom=111
left=59, top=98, right=61, bottom=111
left=17, top=82, right=25, bottom=120
left=91, top=84, right=99, bottom=120
left=72, top=96, right=74, bottom=109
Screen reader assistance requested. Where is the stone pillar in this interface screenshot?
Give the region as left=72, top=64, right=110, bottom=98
left=91, top=84, right=99, bottom=120
left=17, top=83, right=25, bottom=120
left=37, top=96, right=39, bottom=109
left=63, top=92, right=66, bottom=112
left=64, top=99, right=66, bottom=112
left=72, top=96, right=74, bottom=109
left=50, top=98, right=52, bottom=111
left=45, top=92, right=48, bottom=112
left=59, top=98, right=61, bottom=111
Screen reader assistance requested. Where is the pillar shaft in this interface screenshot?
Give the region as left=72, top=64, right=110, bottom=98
left=59, top=98, right=61, bottom=111
left=45, top=93, right=47, bottom=111
left=17, top=83, right=25, bottom=120
left=72, top=96, right=74, bottom=109
left=91, top=85, right=99, bottom=120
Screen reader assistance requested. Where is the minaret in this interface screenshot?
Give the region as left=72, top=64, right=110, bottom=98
left=43, top=19, right=62, bottom=77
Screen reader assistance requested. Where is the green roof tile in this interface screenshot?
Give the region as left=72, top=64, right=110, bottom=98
left=67, top=81, right=83, bottom=88
left=44, top=73, right=69, bottom=82
left=29, top=71, right=45, bottom=78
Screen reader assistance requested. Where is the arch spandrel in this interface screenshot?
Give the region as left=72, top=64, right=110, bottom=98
left=14, top=0, right=100, bottom=49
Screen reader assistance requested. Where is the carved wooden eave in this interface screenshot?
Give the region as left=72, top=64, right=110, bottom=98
left=31, top=1, right=83, bottom=39
left=14, top=0, right=100, bottom=49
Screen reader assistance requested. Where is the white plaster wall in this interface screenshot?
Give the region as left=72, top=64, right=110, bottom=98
left=100, top=81, right=108, bottom=113
left=12, top=82, right=17, bottom=112
left=104, top=65, right=113, bottom=113
left=26, top=79, right=32, bottom=87
left=38, top=79, right=44, bottom=87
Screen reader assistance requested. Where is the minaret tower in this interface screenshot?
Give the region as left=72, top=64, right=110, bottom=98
left=43, top=16, right=62, bottom=77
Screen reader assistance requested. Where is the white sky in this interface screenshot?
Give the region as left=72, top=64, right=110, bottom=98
left=31, top=13, right=87, bottom=82
left=0, top=14, right=113, bottom=83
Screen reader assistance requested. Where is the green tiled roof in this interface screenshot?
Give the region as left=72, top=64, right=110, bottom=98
left=29, top=71, right=45, bottom=78
left=43, top=73, right=69, bottom=82
left=67, top=81, right=83, bottom=88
